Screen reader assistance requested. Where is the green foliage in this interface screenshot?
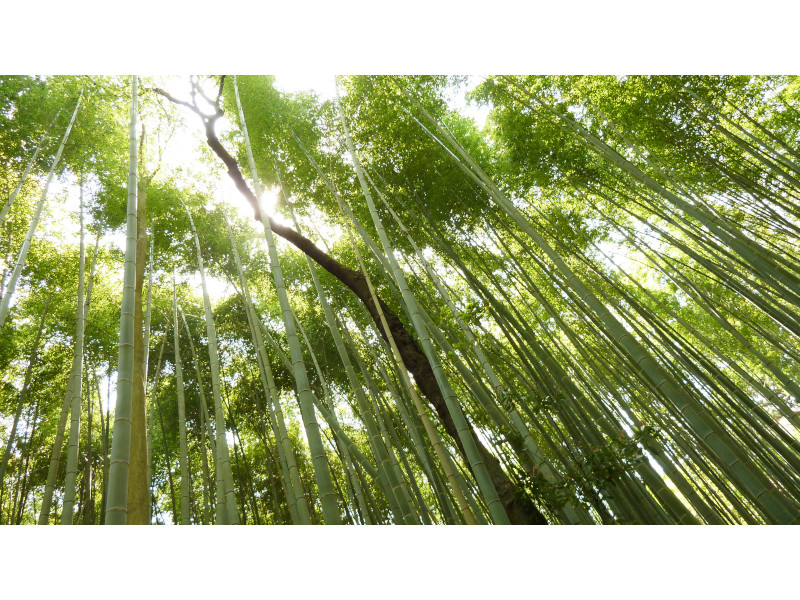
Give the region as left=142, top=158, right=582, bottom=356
left=2, top=75, right=800, bottom=525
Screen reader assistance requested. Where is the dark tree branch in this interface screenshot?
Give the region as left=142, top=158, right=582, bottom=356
left=150, top=87, right=203, bottom=119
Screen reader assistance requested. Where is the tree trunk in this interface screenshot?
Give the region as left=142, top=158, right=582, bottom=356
left=126, top=155, right=150, bottom=524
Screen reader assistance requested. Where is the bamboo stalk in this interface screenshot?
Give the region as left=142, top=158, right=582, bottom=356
left=105, top=76, right=139, bottom=525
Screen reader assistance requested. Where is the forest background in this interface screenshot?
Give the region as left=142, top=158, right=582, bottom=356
left=1, top=1, right=797, bottom=598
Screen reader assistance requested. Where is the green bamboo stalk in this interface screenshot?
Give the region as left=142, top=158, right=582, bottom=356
left=196, top=393, right=213, bottom=524
left=292, top=313, right=383, bottom=525
left=61, top=176, right=87, bottom=524
left=99, top=371, right=111, bottom=524
left=81, top=365, right=95, bottom=524
left=39, top=206, right=94, bottom=525
left=154, top=386, right=178, bottom=524
left=178, top=307, right=223, bottom=524
left=173, top=268, right=191, bottom=524
left=105, top=75, right=139, bottom=525
left=143, top=238, right=154, bottom=522
left=219, top=383, right=248, bottom=524
left=146, top=333, right=167, bottom=523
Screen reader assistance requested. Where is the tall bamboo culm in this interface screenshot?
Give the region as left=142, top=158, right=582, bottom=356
left=173, top=267, right=191, bottom=524
left=61, top=176, right=87, bottom=524
left=105, top=75, right=139, bottom=525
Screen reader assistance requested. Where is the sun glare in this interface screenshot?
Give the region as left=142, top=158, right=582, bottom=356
left=217, top=176, right=287, bottom=228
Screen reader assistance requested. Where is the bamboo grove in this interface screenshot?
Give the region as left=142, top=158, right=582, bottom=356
left=1, top=75, right=800, bottom=525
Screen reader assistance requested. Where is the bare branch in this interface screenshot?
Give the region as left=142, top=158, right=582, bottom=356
left=150, top=122, right=178, bottom=181
left=149, top=87, right=205, bottom=119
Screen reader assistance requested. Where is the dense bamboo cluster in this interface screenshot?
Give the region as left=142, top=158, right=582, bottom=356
left=0, top=75, right=799, bottom=524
